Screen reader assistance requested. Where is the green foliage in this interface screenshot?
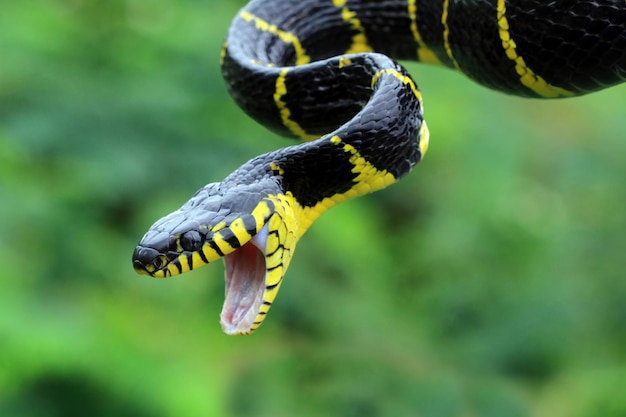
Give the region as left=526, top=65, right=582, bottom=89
left=1, top=1, right=625, bottom=416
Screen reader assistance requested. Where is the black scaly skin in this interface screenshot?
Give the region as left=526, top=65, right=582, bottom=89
left=225, top=0, right=625, bottom=113
left=444, top=0, right=626, bottom=94
left=222, top=52, right=424, bottom=196
left=133, top=0, right=625, bottom=335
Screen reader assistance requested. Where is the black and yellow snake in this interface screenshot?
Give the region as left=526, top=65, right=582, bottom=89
left=133, top=0, right=626, bottom=335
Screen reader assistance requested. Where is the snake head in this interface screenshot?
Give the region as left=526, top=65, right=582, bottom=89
left=132, top=177, right=304, bottom=335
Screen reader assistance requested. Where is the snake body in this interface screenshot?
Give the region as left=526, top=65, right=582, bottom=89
left=133, top=0, right=626, bottom=335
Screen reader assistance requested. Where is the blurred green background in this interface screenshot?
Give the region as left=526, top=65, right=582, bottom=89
left=1, top=1, right=625, bottom=416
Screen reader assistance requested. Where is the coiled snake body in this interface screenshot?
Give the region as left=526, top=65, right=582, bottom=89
left=133, top=0, right=626, bottom=335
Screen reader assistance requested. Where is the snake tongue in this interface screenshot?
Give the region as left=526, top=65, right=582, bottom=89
left=220, top=225, right=269, bottom=335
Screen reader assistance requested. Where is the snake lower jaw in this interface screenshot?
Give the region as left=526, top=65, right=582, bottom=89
left=220, top=224, right=276, bottom=335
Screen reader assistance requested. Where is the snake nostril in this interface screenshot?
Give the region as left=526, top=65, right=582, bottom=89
left=133, top=246, right=153, bottom=263
left=132, top=259, right=145, bottom=271
left=132, top=246, right=169, bottom=270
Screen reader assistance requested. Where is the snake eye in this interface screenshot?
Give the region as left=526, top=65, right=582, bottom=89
left=180, top=230, right=202, bottom=252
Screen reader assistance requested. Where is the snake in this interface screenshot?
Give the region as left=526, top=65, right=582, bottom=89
left=132, top=0, right=626, bottom=335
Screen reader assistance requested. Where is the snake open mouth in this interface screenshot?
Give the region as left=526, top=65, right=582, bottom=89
left=220, top=224, right=270, bottom=335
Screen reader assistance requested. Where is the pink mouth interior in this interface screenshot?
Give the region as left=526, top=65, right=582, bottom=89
left=220, top=237, right=266, bottom=335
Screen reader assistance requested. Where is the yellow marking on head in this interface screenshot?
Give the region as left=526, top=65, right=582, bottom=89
left=239, top=10, right=310, bottom=65
left=496, top=0, right=574, bottom=97
left=191, top=252, right=206, bottom=268
left=274, top=68, right=320, bottom=140
left=201, top=241, right=225, bottom=262
left=333, top=2, right=373, bottom=53
left=407, top=0, right=441, bottom=64
left=211, top=221, right=227, bottom=232
left=152, top=269, right=166, bottom=278
left=251, top=200, right=274, bottom=230
left=229, top=217, right=254, bottom=244
left=143, top=263, right=157, bottom=276
left=441, top=0, right=462, bottom=71
left=161, top=261, right=179, bottom=277
left=176, top=254, right=192, bottom=273
left=212, top=232, right=235, bottom=255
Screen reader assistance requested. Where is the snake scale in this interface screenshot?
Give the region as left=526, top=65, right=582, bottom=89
left=133, top=0, right=626, bottom=335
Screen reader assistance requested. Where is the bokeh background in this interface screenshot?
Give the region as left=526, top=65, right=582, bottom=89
left=2, top=1, right=625, bottom=416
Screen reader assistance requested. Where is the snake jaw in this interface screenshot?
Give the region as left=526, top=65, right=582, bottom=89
left=221, top=224, right=270, bottom=335
left=220, top=194, right=303, bottom=335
